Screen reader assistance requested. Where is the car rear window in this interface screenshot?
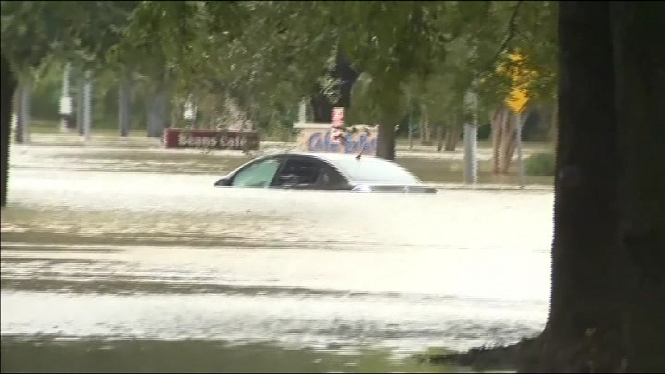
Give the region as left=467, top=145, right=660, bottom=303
left=327, top=157, right=419, bottom=184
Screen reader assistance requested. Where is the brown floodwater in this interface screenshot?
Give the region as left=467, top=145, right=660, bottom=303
left=1, top=143, right=553, bottom=373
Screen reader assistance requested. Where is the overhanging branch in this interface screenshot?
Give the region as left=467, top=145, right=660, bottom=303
left=484, top=1, right=524, bottom=73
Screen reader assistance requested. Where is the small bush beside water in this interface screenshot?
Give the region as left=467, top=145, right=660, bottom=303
left=525, top=152, right=556, bottom=176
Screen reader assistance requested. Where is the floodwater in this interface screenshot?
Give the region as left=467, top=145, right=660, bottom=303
left=1, top=143, right=554, bottom=373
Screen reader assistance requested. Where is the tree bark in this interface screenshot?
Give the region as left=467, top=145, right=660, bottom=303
left=491, top=105, right=515, bottom=175
left=13, top=84, right=23, bottom=144
left=499, top=112, right=517, bottom=174
left=436, top=125, right=444, bottom=152
left=118, top=73, right=132, bottom=137
left=444, top=125, right=461, bottom=152
left=420, top=105, right=432, bottom=146
left=519, top=2, right=624, bottom=371
left=76, top=76, right=85, bottom=136
left=611, top=2, right=665, bottom=372
left=548, top=100, right=559, bottom=143
left=146, top=88, right=169, bottom=138
left=491, top=107, right=505, bottom=174
left=1, top=53, right=17, bottom=208
left=14, top=75, right=32, bottom=144
left=376, top=117, right=396, bottom=160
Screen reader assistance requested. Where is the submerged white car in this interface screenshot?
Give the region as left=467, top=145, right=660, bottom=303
left=214, top=152, right=437, bottom=194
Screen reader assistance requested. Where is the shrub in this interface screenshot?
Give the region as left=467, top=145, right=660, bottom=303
left=525, top=152, right=556, bottom=176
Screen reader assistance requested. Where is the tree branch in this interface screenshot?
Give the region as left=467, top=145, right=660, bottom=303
left=484, top=1, right=524, bottom=72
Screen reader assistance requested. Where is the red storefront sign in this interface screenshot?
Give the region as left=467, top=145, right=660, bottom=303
left=163, top=128, right=260, bottom=150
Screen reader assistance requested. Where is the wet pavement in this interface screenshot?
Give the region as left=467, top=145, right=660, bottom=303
left=1, top=142, right=553, bottom=372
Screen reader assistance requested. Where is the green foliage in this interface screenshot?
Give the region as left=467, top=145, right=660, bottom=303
left=525, top=152, right=556, bottom=176
left=1, top=1, right=137, bottom=73
left=3, top=0, right=559, bottom=139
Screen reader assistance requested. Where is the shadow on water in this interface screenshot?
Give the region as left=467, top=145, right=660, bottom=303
left=0, top=338, right=470, bottom=373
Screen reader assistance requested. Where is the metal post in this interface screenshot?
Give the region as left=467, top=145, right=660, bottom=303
left=516, top=111, right=525, bottom=189
left=59, top=63, right=72, bottom=132
left=82, top=70, right=92, bottom=142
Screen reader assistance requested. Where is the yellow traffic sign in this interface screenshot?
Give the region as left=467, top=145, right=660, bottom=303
left=501, top=52, right=535, bottom=113
left=507, top=86, right=528, bottom=113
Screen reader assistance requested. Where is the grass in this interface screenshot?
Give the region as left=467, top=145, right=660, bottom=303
left=0, top=338, right=478, bottom=373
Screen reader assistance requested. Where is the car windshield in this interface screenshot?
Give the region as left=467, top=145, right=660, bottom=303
left=327, top=157, right=419, bottom=184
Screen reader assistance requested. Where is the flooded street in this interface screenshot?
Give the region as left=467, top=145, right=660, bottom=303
left=2, top=144, right=554, bottom=372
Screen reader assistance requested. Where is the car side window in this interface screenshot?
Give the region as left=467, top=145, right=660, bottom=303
left=319, top=164, right=347, bottom=188
left=231, top=158, right=282, bottom=188
left=274, top=158, right=323, bottom=186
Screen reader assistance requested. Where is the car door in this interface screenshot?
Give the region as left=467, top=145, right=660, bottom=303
left=229, top=156, right=287, bottom=188
left=272, top=156, right=329, bottom=190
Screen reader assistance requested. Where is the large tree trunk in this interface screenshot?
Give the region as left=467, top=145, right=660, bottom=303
left=444, top=125, right=461, bottom=152
left=76, top=76, right=85, bottom=136
left=519, top=2, right=624, bottom=371
left=14, top=76, right=31, bottom=144
left=146, top=88, right=169, bottom=138
left=611, top=2, right=665, bottom=371
left=13, top=84, right=24, bottom=144
left=118, top=73, right=132, bottom=137
left=376, top=117, right=396, bottom=161
left=1, top=53, right=17, bottom=208
left=436, top=125, right=444, bottom=152
left=491, top=105, right=515, bottom=174
left=491, top=108, right=504, bottom=174
left=420, top=105, right=432, bottom=146
left=499, top=111, right=517, bottom=174
left=548, top=101, right=559, bottom=143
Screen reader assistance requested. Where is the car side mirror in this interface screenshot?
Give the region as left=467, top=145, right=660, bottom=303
left=214, top=177, right=230, bottom=187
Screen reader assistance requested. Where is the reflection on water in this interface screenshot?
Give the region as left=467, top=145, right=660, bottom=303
left=2, top=145, right=552, bottom=372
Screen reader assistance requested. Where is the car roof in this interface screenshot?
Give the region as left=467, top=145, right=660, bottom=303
left=269, top=152, right=381, bottom=162
left=267, top=152, right=420, bottom=184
